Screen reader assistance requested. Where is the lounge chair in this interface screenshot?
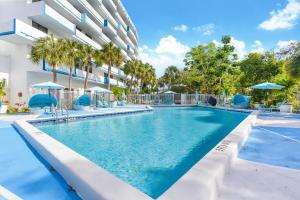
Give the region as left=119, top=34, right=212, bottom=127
left=270, top=100, right=286, bottom=112
left=232, top=94, right=250, bottom=109
left=73, top=94, right=91, bottom=110
left=97, top=100, right=109, bottom=108
left=28, top=94, right=58, bottom=113
left=117, top=100, right=127, bottom=106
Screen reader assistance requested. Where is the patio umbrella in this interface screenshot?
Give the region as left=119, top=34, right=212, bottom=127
left=32, top=82, right=64, bottom=112
left=251, top=82, right=284, bottom=104
left=89, top=87, right=112, bottom=107
left=32, top=81, right=65, bottom=90
left=164, top=91, right=177, bottom=94
left=89, top=86, right=112, bottom=94
left=251, top=82, right=285, bottom=90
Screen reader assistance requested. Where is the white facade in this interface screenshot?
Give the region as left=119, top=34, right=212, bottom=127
left=0, top=0, right=138, bottom=105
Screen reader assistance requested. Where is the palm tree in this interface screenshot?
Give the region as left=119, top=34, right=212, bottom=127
left=124, top=59, right=141, bottom=92
left=31, top=34, right=64, bottom=83
left=78, top=44, right=103, bottom=91
left=101, top=42, right=124, bottom=90
left=61, top=39, right=80, bottom=91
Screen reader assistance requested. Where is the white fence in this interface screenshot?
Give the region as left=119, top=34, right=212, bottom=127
left=127, top=94, right=226, bottom=105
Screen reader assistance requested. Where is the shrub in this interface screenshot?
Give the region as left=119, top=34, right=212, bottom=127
left=6, top=106, right=18, bottom=114
left=20, top=106, right=30, bottom=113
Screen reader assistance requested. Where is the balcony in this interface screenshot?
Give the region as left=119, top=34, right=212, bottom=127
left=103, top=20, right=117, bottom=36
left=45, top=0, right=81, bottom=23
left=70, top=0, right=105, bottom=28
left=96, top=32, right=111, bottom=45
left=73, top=29, right=102, bottom=49
left=115, top=12, right=127, bottom=30
left=118, top=24, right=127, bottom=38
left=99, top=65, right=124, bottom=77
left=81, top=13, right=101, bottom=34
left=127, top=45, right=134, bottom=55
left=29, top=1, right=76, bottom=35
left=128, top=29, right=138, bottom=46
left=99, top=4, right=118, bottom=29
left=114, top=35, right=127, bottom=51
left=0, top=18, right=47, bottom=44
left=102, top=0, right=117, bottom=12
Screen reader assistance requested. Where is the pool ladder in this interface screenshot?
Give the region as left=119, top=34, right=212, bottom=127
left=52, top=104, right=69, bottom=122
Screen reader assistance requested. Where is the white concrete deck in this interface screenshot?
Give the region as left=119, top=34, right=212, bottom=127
left=218, top=113, right=300, bottom=200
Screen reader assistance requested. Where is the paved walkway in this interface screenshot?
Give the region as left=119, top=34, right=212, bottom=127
left=218, top=114, right=300, bottom=200
left=0, top=121, right=80, bottom=200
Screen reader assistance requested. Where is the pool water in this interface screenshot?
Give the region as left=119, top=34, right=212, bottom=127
left=35, top=107, right=248, bottom=199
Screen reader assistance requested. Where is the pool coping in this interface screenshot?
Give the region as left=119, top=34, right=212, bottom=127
left=13, top=107, right=258, bottom=200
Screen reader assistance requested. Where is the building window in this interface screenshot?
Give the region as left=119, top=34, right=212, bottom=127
left=32, top=21, right=48, bottom=34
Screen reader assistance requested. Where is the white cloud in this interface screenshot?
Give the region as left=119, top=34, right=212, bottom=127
left=230, top=37, right=247, bottom=59
left=259, top=0, right=300, bottom=31
left=251, top=40, right=265, bottom=53
left=173, top=24, right=188, bottom=32
left=139, top=35, right=190, bottom=77
left=193, top=24, right=215, bottom=36
left=277, top=40, right=298, bottom=50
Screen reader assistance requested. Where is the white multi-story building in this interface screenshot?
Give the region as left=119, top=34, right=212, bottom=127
left=0, top=0, right=138, bottom=105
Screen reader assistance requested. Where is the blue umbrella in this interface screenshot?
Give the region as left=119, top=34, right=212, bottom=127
left=89, top=86, right=111, bottom=94
left=251, top=82, right=284, bottom=104
left=32, top=82, right=64, bottom=89
left=251, top=82, right=284, bottom=90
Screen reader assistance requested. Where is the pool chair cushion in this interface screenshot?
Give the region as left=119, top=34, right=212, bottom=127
left=232, top=94, right=250, bottom=109
left=73, top=94, right=91, bottom=106
left=28, top=94, right=58, bottom=109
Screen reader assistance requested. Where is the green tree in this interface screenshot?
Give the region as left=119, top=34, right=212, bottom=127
left=101, top=42, right=124, bottom=90
left=61, top=39, right=81, bottom=91
left=184, top=35, right=239, bottom=94
left=239, top=52, right=283, bottom=89
left=286, top=44, right=300, bottom=80
left=124, top=59, right=142, bottom=92
left=31, top=34, right=64, bottom=83
left=77, top=44, right=103, bottom=91
left=111, top=86, right=123, bottom=100
left=0, top=79, right=6, bottom=100
left=159, top=66, right=180, bottom=90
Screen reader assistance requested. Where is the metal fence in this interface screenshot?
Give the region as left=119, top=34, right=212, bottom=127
left=127, top=94, right=226, bottom=105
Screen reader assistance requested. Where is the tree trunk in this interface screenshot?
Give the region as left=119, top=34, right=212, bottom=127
left=140, top=80, right=144, bottom=93
left=84, top=65, right=89, bottom=91
left=53, top=65, right=57, bottom=83
left=107, top=63, right=112, bottom=90
left=68, top=67, right=73, bottom=91
left=129, top=76, right=134, bottom=92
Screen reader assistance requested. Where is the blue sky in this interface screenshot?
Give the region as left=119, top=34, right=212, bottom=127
left=122, top=0, right=300, bottom=76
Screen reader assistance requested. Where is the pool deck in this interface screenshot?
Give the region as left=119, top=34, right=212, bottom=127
left=218, top=113, right=300, bottom=200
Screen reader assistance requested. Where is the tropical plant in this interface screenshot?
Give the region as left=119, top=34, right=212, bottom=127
left=124, top=59, right=142, bottom=92
left=183, top=35, right=239, bottom=94
left=101, top=42, right=124, bottom=90
left=61, top=39, right=81, bottom=91
left=31, top=34, right=64, bottom=83
left=159, top=66, right=181, bottom=90
left=0, top=79, right=6, bottom=100
left=286, top=44, right=300, bottom=80
left=77, top=44, right=103, bottom=91
left=111, top=86, right=123, bottom=100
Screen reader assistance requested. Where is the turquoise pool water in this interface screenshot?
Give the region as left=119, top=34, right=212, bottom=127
left=34, top=107, right=248, bottom=199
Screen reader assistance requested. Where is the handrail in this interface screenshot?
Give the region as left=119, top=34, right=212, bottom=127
left=61, top=104, right=69, bottom=122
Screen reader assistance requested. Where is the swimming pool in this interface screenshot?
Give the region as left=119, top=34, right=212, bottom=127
left=34, top=107, right=248, bottom=199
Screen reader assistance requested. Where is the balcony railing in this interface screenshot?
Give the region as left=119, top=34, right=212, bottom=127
left=99, top=4, right=118, bottom=29
left=45, top=0, right=81, bottom=22
left=29, top=1, right=76, bottom=34
left=81, top=14, right=101, bottom=34
left=103, top=20, right=117, bottom=36
left=74, top=29, right=102, bottom=49
left=114, top=35, right=127, bottom=51
left=74, top=0, right=105, bottom=27
left=0, top=18, right=47, bottom=43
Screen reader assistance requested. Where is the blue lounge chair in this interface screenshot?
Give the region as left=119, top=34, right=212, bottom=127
left=232, top=94, right=250, bottom=109
left=270, top=100, right=286, bottom=112
left=117, top=100, right=127, bottom=106
left=28, top=94, right=58, bottom=111
left=73, top=94, right=91, bottom=110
